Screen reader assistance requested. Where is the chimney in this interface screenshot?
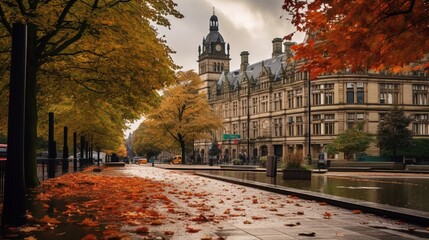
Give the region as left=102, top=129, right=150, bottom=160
left=272, top=38, right=283, bottom=58
left=283, top=41, right=296, bottom=59
left=240, top=51, right=249, bottom=72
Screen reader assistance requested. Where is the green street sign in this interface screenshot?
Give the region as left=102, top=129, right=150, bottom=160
left=222, top=134, right=240, bottom=140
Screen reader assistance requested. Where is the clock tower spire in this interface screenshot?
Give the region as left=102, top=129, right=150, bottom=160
left=197, top=10, right=230, bottom=97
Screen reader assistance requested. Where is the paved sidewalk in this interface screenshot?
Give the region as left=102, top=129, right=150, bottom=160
left=121, top=165, right=428, bottom=240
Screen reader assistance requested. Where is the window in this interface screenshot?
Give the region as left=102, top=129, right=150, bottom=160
left=232, top=123, right=238, bottom=134
left=312, top=114, right=321, bottom=121
left=313, top=123, right=321, bottom=135
left=324, top=114, right=335, bottom=121
left=346, top=83, right=354, bottom=104
left=312, top=92, right=321, bottom=105
left=252, top=121, right=258, bottom=138
left=261, top=95, right=269, bottom=113
left=413, top=85, right=428, bottom=105
left=252, top=97, right=258, bottom=114
left=346, top=82, right=364, bottom=104
left=288, top=124, right=294, bottom=136
left=324, top=92, right=334, bottom=104
left=274, top=118, right=282, bottom=137
left=274, top=92, right=283, bottom=110
left=379, top=83, right=399, bottom=104
left=296, top=95, right=303, bottom=107
left=413, top=114, right=428, bottom=135
left=324, top=122, right=334, bottom=135
left=346, top=112, right=365, bottom=129
left=296, top=116, right=303, bottom=136
left=241, top=99, right=247, bottom=116
left=357, top=83, right=364, bottom=104
left=241, top=123, right=247, bottom=139
left=313, top=83, right=334, bottom=105
left=224, top=103, right=229, bottom=118
left=232, top=101, right=238, bottom=117
left=288, top=90, right=294, bottom=108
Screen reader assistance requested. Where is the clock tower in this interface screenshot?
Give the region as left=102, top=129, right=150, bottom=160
left=198, top=10, right=230, bottom=97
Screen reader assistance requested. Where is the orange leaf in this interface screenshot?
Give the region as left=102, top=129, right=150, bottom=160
left=80, top=218, right=99, bottom=227
left=243, top=220, right=252, bottom=224
left=150, top=219, right=163, bottom=225
left=323, top=212, right=332, bottom=219
left=136, top=226, right=149, bottom=234
left=186, top=227, right=201, bottom=233
left=352, top=210, right=362, bottom=214
left=191, top=214, right=209, bottom=222
left=24, top=236, right=37, bottom=240
left=39, top=215, right=60, bottom=224
left=164, top=231, right=174, bottom=235
left=81, top=234, right=97, bottom=240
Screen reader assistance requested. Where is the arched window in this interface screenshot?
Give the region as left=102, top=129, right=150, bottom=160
left=217, top=63, right=220, bottom=72
left=213, top=63, right=216, bottom=72
left=221, top=63, right=224, bottom=71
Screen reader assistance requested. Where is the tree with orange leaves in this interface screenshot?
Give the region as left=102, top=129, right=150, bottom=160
left=282, top=0, right=429, bottom=78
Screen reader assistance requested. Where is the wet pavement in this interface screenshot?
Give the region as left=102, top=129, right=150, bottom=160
left=120, top=165, right=429, bottom=240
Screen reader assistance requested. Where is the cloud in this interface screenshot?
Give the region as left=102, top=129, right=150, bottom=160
left=157, top=0, right=304, bottom=71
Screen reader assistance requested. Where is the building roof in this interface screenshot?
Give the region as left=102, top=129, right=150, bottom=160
left=217, top=54, right=285, bottom=91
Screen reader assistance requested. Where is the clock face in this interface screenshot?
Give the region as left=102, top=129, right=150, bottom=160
left=215, top=44, right=222, bottom=51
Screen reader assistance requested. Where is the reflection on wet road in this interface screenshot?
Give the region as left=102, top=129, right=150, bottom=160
left=204, top=171, right=429, bottom=212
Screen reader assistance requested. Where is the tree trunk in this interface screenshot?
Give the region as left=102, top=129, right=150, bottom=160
left=24, top=24, right=40, bottom=188
left=180, top=140, right=186, bottom=164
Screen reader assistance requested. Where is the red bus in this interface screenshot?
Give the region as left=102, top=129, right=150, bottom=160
left=0, top=144, right=6, bottom=161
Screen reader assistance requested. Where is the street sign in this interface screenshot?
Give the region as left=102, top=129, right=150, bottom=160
left=222, top=134, right=240, bottom=140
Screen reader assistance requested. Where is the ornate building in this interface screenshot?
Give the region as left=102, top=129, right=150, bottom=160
left=195, top=13, right=429, bottom=163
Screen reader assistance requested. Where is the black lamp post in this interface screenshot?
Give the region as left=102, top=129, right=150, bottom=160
left=307, top=73, right=312, bottom=165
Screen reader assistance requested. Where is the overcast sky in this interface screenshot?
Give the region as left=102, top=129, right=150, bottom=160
left=126, top=0, right=305, bottom=136
left=158, top=0, right=305, bottom=71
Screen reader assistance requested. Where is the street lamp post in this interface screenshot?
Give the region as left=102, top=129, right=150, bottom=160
left=307, top=73, right=312, bottom=165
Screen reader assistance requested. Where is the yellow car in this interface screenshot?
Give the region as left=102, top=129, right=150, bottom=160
left=170, top=155, right=181, bottom=164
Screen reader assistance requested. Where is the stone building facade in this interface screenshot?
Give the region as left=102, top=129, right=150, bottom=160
left=195, top=13, right=429, bottom=163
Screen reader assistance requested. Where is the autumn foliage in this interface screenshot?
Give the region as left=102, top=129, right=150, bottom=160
left=282, top=0, right=429, bottom=77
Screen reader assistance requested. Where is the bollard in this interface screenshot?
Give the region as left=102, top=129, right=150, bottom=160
left=266, top=156, right=277, bottom=177
left=48, top=112, right=56, bottom=178
left=62, top=126, right=69, bottom=173
left=73, top=132, right=77, bottom=172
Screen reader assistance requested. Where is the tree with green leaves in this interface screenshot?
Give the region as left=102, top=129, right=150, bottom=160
left=143, top=70, right=223, bottom=164
left=377, top=106, right=413, bottom=158
left=325, top=122, right=373, bottom=160
left=132, top=122, right=162, bottom=160
left=0, top=0, right=182, bottom=187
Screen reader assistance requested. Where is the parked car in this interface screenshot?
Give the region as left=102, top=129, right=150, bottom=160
left=170, top=155, right=181, bottom=164
left=0, top=144, right=7, bottom=161
left=136, top=158, right=148, bottom=165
